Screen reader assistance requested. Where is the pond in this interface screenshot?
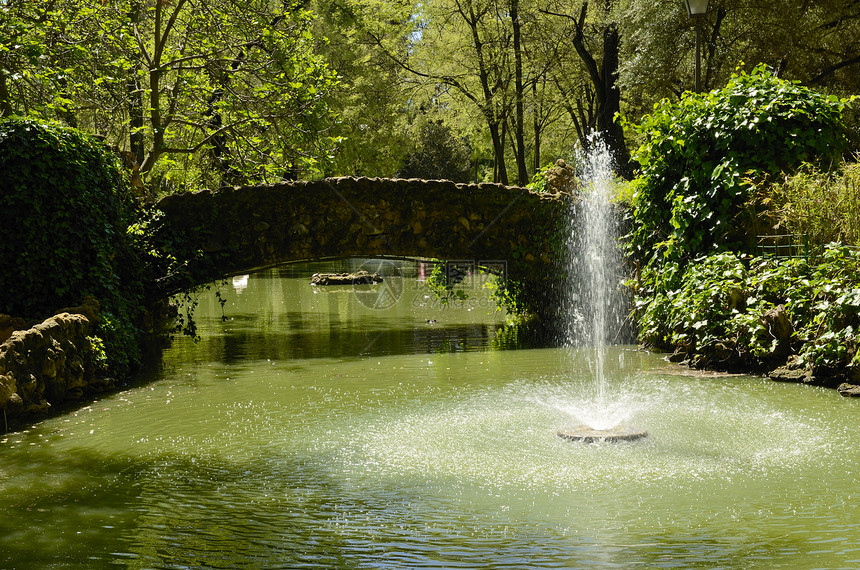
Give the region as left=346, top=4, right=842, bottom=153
left=2, top=262, right=859, bottom=569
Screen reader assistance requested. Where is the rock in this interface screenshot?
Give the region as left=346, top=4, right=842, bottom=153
left=838, top=383, right=860, bottom=397
left=667, top=348, right=687, bottom=363
left=0, top=314, right=27, bottom=344
left=310, top=271, right=383, bottom=286
left=713, top=342, right=733, bottom=361
left=25, top=399, right=50, bottom=413
left=55, top=296, right=100, bottom=324
left=0, top=310, right=102, bottom=422
left=768, top=366, right=813, bottom=384
left=761, top=304, right=793, bottom=341
left=544, top=159, right=579, bottom=194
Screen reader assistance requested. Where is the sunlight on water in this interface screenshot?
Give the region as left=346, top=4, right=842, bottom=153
left=2, top=267, right=860, bottom=569
left=325, top=362, right=835, bottom=497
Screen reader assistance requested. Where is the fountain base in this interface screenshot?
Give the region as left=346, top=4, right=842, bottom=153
left=557, top=425, right=648, bottom=443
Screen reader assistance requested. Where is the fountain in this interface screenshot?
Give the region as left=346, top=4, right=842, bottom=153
left=4, top=260, right=859, bottom=568
left=557, top=138, right=648, bottom=443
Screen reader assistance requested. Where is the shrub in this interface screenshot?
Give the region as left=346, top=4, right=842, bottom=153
left=627, top=65, right=853, bottom=264
left=636, top=246, right=860, bottom=380
left=754, top=161, right=860, bottom=247
left=0, top=118, right=143, bottom=374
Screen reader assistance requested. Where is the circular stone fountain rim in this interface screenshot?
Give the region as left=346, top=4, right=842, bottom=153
left=557, top=425, right=648, bottom=443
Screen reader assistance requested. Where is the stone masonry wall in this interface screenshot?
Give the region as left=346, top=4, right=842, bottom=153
left=0, top=309, right=113, bottom=424
left=154, top=176, right=570, bottom=300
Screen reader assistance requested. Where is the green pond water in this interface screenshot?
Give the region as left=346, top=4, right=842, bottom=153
left=2, top=262, right=859, bottom=569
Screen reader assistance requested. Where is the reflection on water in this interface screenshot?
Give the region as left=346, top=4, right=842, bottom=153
left=1, top=263, right=860, bottom=569
left=181, top=261, right=523, bottom=362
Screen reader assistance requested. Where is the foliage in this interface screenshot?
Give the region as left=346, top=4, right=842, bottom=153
left=1, top=0, right=340, bottom=190
left=635, top=246, right=860, bottom=380
left=85, top=335, right=109, bottom=375
left=0, top=118, right=143, bottom=374
left=126, top=204, right=237, bottom=339
left=422, top=262, right=471, bottom=306
left=6, top=0, right=860, bottom=188
left=396, top=120, right=472, bottom=182
left=526, top=163, right=553, bottom=193
left=753, top=161, right=860, bottom=247
left=626, top=65, right=853, bottom=265
left=0, top=119, right=129, bottom=315
left=617, top=0, right=860, bottom=113
left=310, top=0, right=412, bottom=177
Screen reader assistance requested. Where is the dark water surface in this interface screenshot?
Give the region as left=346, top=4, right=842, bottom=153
left=2, top=264, right=859, bottom=569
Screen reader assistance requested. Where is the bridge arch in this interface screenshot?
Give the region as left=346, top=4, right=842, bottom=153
left=153, top=177, right=570, bottom=313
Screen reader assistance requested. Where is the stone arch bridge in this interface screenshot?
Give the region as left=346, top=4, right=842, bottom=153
left=154, top=176, right=571, bottom=313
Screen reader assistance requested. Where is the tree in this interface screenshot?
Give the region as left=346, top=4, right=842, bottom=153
left=1, top=0, right=340, bottom=189
left=353, top=0, right=520, bottom=183
left=396, top=119, right=472, bottom=181
left=616, top=0, right=860, bottom=114
left=542, top=1, right=631, bottom=177
left=311, top=0, right=413, bottom=177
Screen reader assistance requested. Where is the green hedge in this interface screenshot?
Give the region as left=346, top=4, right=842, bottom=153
left=626, top=65, right=852, bottom=265
left=0, top=118, right=143, bottom=374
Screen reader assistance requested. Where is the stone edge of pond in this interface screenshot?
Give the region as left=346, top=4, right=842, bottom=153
left=662, top=347, right=860, bottom=398
left=0, top=302, right=118, bottom=432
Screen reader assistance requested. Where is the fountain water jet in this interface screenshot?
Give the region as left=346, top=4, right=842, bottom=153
left=557, top=138, right=647, bottom=443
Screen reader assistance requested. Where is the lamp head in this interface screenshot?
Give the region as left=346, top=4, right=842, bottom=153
left=684, top=0, right=709, bottom=16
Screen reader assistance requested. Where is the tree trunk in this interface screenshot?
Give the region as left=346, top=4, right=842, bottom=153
left=128, top=77, right=145, bottom=166
left=139, top=0, right=189, bottom=175
left=596, top=10, right=631, bottom=178
left=511, top=0, right=528, bottom=185
left=547, top=1, right=632, bottom=178
left=128, top=1, right=145, bottom=166
left=489, top=119, right=508, bottom=185
left=704, top=6, right=727, bottom=91
left=0, top=69, right=14, bottom=118
left=533, top=82, right=541, bottom=174
left=464, top=1, right=508, bottom=184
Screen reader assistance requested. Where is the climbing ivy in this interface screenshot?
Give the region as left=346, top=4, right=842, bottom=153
left=626, top=65, right=853, bottom=265
left=0, top=118, right=144, bottom=374
left=0, top=119, right=133, bottom=314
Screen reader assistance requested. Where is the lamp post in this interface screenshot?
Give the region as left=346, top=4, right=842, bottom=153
left=685, top=0, right=709, bottom=92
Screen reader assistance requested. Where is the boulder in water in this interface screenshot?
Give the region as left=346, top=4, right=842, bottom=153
left=310, top=271, right=383, bottom=286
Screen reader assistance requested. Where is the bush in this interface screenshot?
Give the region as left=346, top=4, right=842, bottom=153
left=396, top=120, right=472, bottom=182
left=0, top=118, right=143, bottom=374
left=626, top=65, right=853, bottom=264
left=636, top=246, right=860, bottom=380
left=754, top=161, right=860, bottom=247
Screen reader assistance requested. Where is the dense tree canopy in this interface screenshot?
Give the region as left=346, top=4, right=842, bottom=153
left=1, top=0, right=339, bottom=189
left=1, top=0, right=858, bottom=188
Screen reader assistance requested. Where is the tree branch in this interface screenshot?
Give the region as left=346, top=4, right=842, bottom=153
left=809, top=54, right=860, bottom=84
left=541, top=4, right=602, bottom=98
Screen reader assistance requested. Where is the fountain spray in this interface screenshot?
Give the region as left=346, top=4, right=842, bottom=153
left=558, top=137, right=647, bottom=443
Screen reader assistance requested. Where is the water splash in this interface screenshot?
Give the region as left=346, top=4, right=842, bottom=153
left=562, top=137, right=626, bottom=427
